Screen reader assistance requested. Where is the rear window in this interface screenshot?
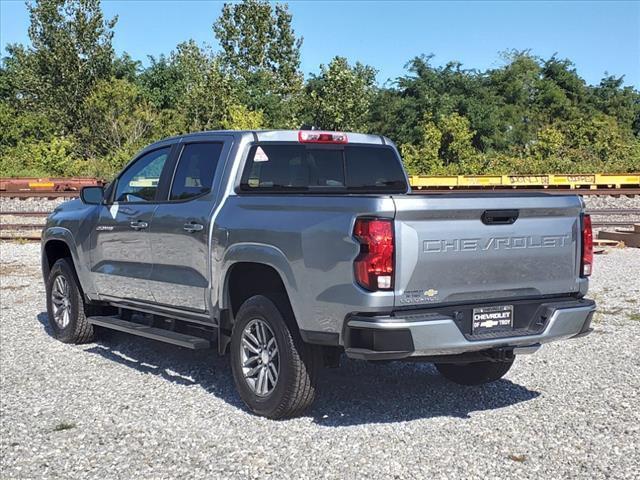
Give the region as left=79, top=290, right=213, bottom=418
left=239, top=144, right=407, bottom=193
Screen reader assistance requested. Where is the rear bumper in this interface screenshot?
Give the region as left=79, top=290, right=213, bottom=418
left=344, top=298, right=596, bottom=361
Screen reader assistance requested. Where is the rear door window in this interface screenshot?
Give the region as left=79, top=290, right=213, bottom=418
left=170, top=142, right=223, bottom=200
left=240, top=144, right=407, bottom=193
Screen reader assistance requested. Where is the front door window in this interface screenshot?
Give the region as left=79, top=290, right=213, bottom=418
left=114, top=148, right=170, bottom=203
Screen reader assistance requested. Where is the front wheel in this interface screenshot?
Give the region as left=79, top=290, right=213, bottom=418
left=230, top=295, right=320, bottom=419
left=435, top=358, right=514, bottom=386
left=46, top=258, right=95, bottom=344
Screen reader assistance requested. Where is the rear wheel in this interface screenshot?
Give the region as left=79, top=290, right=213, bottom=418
left=46, top=258, right=95, bottom=344
left=435, top=358, right=514, bottom=386
left=230, top=295, right=320, bottom=419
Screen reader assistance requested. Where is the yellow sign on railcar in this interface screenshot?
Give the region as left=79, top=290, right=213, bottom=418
left=28, top=182, right=55, bottom=189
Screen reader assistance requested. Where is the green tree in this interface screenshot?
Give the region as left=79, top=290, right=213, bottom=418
left=171, top=41, right=236, bottom=131
left=221, top=104, right=265, bottom=130
left=138, top=54, right=182, bottom=110
left=0, top=136, right=82, bottom=177
left=3, top=0, right=116, bottom=133
left=0, top=103, right=55, bottom=149
left=113, top=52, right=140, bottom=82
left=400, top=113, right=479, bottom=174
left=532, top=125, right=565, bottom=159
left=214, top=0, right=302, bottom=93
left=139, top=41, right=237, bottom=133
left=303, top=56, right=377, bottom=131
left=400, top=118, right=443, bottom=175
left=213, top=0, right=303, bottom=126
left=439, top=112, right=476, bottom=166
left=138, top=40, right=260, bottom=135
left=592, top=75, right=640, bottom=135
left=81, top=78, right=157, bottom=171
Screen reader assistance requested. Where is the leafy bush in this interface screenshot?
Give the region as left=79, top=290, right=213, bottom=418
left=0, top=136, right=86, bottom=177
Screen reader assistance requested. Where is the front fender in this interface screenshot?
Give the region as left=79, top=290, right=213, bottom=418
left=42, top=227, right=97, bottom=298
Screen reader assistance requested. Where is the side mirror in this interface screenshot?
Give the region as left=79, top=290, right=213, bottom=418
left=80, top=186, right=104, bottom=205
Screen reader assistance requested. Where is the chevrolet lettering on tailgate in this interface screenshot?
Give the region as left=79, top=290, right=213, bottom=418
left=423, top=234, right=570, bottom=253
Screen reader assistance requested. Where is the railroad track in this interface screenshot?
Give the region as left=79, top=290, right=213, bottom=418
left=0, top=211, right=50, bottom=216
left=0, top=223, right=42, bottom=240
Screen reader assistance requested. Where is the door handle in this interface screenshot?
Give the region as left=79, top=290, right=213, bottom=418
left=129, top=220, right=148, bottom=230
left=481, top=209, right=519, bottom=225
left=183, top=222, right=204, bottom=233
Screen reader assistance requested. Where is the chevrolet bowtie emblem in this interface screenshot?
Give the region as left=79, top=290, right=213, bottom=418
left=424, top=289, right=438, bottom=297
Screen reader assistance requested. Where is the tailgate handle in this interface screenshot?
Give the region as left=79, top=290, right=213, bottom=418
left=481, top=209, right=519, bottom=225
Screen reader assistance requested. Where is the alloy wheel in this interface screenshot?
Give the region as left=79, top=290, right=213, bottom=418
left=240, top=318, right=280, bottom=397
left=51, top=274, right=71, bottom=328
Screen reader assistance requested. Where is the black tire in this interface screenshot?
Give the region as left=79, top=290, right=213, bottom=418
left=230, top=295, right=320, bottom=419
left=435, top=358, right=514, bottom=386
left=45, top=258, right=95, bottom=344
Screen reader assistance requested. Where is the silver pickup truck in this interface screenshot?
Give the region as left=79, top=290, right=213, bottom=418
left=42, top=129, right=596, bottom=418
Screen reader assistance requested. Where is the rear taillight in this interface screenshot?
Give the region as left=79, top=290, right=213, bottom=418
left=298, top=130, right=348, bottom=144
left=581, top=214, right=593, bottom=276
left=353, top=218, right=394, bottom=291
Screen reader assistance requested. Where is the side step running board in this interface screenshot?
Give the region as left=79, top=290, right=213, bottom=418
left=87, top=316, right=211, bottom=350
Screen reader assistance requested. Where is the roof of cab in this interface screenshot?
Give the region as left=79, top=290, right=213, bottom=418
left=158, top=130, right=393, bottom=146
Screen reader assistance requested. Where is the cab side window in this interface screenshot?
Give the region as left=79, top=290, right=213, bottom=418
left=114, top=147, right=170, bottom=203
left=170, top=143, right=223, bottom=201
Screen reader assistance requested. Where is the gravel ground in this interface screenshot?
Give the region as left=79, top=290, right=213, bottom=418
left=583, top=195, right=640, bottom=210
left=583, top=195, right=640, bottom=231
left=1, top=242, right=639, bottom=479
left=0, top=215, right=46, bottom=226
left=0, top=197, right=68, bottom=213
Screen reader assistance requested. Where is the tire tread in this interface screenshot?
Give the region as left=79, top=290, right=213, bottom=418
left=47, top=258, right=95, bottom=344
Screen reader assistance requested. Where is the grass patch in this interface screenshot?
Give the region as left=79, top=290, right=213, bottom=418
left=628, top=313, right=640, bottom=321
left=53, top=421, right=76, bottom=432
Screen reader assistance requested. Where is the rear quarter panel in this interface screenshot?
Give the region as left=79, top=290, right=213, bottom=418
left=216, top=194, right=396, bottom=334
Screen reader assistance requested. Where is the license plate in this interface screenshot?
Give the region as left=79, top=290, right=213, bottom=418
left=472, top=305, right=514, bottom=335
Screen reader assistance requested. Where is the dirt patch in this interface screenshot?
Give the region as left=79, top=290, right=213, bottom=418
left=0, top=262, right=39, bottom=278
left=0, top=284, right=28, bottom=291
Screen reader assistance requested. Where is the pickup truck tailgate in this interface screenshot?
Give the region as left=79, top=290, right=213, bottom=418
left=392, top=194, right=583, bottom=307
